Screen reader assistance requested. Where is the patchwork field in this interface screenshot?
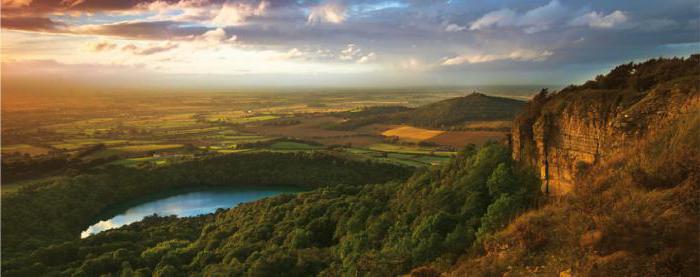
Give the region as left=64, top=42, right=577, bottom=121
left=2, top=89, right=519, bottom=183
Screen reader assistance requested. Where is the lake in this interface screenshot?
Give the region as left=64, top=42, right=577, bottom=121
left=81, top=186, right=305, bottom=238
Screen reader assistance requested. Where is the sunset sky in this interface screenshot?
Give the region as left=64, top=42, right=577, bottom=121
left=2, top=0, right=699, bottom=89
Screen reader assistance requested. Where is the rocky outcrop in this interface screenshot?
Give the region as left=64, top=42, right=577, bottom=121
left=512, top=56, right=700, bottom=195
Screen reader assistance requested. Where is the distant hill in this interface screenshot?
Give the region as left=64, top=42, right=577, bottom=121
left=398, top=92, right=526, bottom=127
left=331, top=93, right=526, bottom=130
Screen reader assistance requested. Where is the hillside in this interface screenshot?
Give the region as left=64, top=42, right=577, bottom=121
left=332, top=93, right=526, bottom=130
left=403, top=93, right=526, bottom=128
left=445, top=55, right=700, bottom=275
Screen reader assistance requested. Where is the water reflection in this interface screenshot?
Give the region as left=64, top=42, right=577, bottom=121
left=82, top=187, right=302, bottom=238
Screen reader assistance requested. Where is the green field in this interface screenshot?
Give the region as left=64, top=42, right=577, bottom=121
left=112, top=144, right=183, bottom=153
left=269, top=141, right=321, bottom=150
left=368, top=143, right=455, bottom=156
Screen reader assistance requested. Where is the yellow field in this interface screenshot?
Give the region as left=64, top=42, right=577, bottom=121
left=381, top=126, right=444, bottom=141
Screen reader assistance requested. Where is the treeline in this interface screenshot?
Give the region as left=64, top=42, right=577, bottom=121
left=1, top=151, right=412, bottom=261
left=328, top=93, right=525, bottom=130
left=3, top=143, right=542, bottom=276
left=575, top=54, right=700, bottom=92
left=237, top=138, right=323, bottom=149
left=1, top=144, right=118, bottom=183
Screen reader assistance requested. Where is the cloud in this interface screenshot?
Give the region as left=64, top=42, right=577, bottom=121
left=469, top=9, right=516, bottom=31
left=88, top=41, right=117, bottom=52
left=442, top=49, right=553, bottom=65
left=122, top=42, right=179, bottom=55
left=516, top=0, right=567, bottom=33
left=444, top=23, right=466, bottom=32
left=570, top=10, right=627, bottom=29
left=307, top=1, right=346, bottom=24
left=196, top=27, right=237, bottom=44
left=339, top=44, right=361, bottom=61
left=212, top=0, right=268, bottom=27
left=72, top=20, right=207, bottom=39
left=285, top=48, right=304, bottom=58
left=357, top=52, right=376, bottom=63
left=1, top=0, right=32, bottom=8
left=1, top=16, right=65, bottom=32
left=61, top=0, right=86, bottom=8
left=468, top=1, right=634, bottom=34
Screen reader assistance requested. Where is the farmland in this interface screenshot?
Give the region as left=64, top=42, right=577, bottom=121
left=2, top=89, right=517, bottom=186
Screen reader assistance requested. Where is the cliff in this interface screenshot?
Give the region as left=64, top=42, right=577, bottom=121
left=445, top=55, right=700, bottom=277
left=512, top=55, right=700, bottom=195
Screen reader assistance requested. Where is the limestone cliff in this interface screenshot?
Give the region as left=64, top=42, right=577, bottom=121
left=512, top=55, right=700, bottom=195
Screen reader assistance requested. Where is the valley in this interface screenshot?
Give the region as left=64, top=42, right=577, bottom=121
left=2, top=0, right=698, bottom=276
left=1, top=56, right=698, bottom=277
left=2, top=89, right=523, bottom=185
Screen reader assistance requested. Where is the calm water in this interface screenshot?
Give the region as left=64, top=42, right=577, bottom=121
left=81, top=186, right=304, bottom=238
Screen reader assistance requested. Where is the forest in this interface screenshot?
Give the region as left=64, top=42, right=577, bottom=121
left=1, top=152, right=412, bottom=262
left=2, top=143, right=541, bottom=276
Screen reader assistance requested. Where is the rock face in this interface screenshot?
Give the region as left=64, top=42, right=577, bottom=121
left=512, top=55, right=700, bottom=195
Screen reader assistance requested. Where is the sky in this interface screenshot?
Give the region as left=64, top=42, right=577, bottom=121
left=1, top=0, right=699, bottom=89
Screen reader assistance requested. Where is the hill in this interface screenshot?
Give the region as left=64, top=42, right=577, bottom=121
left=401, top=93, right=526, bottom=128
left=331, top=93, right=526, bottom=130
